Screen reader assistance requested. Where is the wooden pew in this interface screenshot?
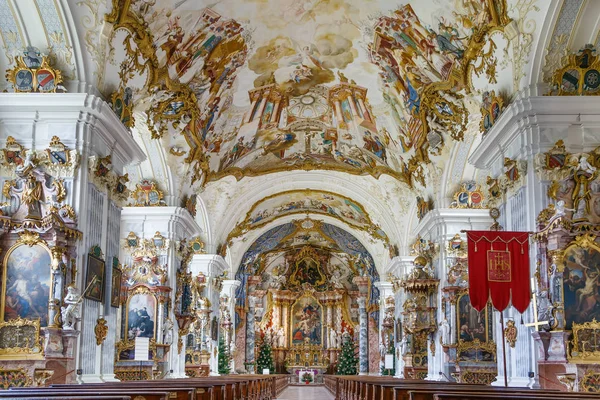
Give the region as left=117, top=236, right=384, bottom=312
left=0, top=396, right=130, bottom=400
left=54, top=374, right=278, bottom=400
left=5, top=388, right=171, bottom=400
left=432, top=393, right=600, bottom=400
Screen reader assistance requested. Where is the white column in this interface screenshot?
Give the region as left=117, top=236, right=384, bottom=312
left=189, top=254, right=228, bottom=375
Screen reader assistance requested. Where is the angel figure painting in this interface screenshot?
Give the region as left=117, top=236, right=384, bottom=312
left=563, top=245, right=600, bottom=329
left=2, top=244, right=52, bottom=326
left=291, top=296, right=322, bottom=346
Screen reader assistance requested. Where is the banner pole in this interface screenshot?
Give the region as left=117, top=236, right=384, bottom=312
left=499, top=311, right=508, bottom=387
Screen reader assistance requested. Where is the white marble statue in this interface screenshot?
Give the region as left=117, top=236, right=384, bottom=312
left=61, top=286, right=81, bottom=330
left=399, top=337, right=408, bottom=356
left=163, top=318, right=174, bottom=345
left=277, top=326, right=285, bottom=348
left=578, top=155, right=597, bottom=175
left=329, top=328, right=338, bottom=348
left=439, top=318, right=450, bottom=345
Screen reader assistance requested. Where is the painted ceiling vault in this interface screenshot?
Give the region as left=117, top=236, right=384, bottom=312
left=0, top=0, right=584, bottom=274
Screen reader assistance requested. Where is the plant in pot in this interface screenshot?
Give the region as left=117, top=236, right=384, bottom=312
left=301, top=372, right=313, bottom=385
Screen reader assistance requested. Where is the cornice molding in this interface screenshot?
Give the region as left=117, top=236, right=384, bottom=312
left=469, top=95, right=600, bottom=170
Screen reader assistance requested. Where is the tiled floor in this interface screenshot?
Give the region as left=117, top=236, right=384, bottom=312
left=277, top=386, right=334, bottom=399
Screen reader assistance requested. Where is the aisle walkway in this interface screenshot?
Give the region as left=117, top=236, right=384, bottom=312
left=277, top=385, right=334, bottom=400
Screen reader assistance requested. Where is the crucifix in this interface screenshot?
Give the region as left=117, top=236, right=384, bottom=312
left=525, top=289, right=548, bottom=331
left=303, top=128, right=323, bottom=154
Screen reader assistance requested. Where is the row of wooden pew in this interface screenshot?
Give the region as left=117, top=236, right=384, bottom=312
left=324, top=375, right=599, bottom=400
left=0, top=374, right=288, bottom=400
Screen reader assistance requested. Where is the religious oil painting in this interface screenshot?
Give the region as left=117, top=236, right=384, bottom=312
left=291, top=295, right=322, bottom=346
left=457, top=293, right=494, bottom=362
left=84, top=253, right=105, bottom=302
left=126, top=290, right=156, bottom=340
left=563, top=245, right=600, bottom=329
left=110, top=264, right=123, bottom=308
left=1, top=244, right=52, bottom=326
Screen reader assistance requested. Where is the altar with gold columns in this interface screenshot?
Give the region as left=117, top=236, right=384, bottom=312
left=259, top=288, right=355, bottom=374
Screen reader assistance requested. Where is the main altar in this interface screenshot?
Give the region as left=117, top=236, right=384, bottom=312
left=285, top=338, right=329, bottom=383
left=235, top=219, right=382, bottom=375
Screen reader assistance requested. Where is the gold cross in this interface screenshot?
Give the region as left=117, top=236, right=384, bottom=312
left=525, top=290, right=548, bottom=331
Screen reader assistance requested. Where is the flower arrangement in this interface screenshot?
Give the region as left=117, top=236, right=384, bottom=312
left=301, top=372, right=313, bottom=384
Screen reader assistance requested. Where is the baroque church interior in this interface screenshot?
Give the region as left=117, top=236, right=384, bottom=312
left=2, top=0, right=600, bottom=398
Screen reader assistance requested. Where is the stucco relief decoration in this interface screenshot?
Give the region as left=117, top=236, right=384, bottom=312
left=88, top=155, right=130, bottom=203
left=5, top=46, right=65, bottom=93
left=2, top=143, right=78, bottom=239
left=450, top=181, right=485, bottom=209
left=38, top=136, right=80, bottom=177
left=480, top=91, right=504, bottom=134
left=121, top=232, right=170, bottom=287
left=549, top=45, right=600, bottom=96
left=371, top=0, right=512, bottom=182
left=128, top=180, right=166, bottom=207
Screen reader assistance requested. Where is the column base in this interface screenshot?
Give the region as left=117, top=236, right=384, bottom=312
left=101, top=373, right=120, bottom=382
left=78, top=374, right=104, bottom=383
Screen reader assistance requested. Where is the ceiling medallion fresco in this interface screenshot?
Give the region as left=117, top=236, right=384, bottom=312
left=227, top=189, right=389, bottom=245
left=104, top=0, right=511, bottom=187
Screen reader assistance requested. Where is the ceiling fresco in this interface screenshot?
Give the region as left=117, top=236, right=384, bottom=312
left=102, top=0, right=522, bottom=190
left=227, top=189, right=388, bottom=243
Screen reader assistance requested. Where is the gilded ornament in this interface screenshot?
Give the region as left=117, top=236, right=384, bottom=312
left=503, top=319, right=517, bottom=348
left=569, top=319, right=600, bottom=364
left=189, top=237, right=205, bottom=254
left=549, top=45, right=600, bottom=96
left=16, top=230, right=44, bottom=246
left=129, top=179, right=166, bottom=207
left=480, top=90, right=504, bottom=134
left=40, top=136, right=80, bottom=176
left=95, top=317, right=108, bottom=345
left=5, top=47, right=64, bottom=93
left=111, top=86, right=134, bottom=129
left=450, top=181, right=485, bottom=209
left=0, top=317, right=43, bottom=357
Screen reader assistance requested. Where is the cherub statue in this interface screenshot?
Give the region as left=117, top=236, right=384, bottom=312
left=61, top=286, right=81, bottom=330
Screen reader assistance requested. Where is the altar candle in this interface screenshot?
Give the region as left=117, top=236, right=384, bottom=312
left=530, top=277, right=535, bottom=292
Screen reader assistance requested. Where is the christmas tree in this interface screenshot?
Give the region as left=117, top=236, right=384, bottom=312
left=336, top=333, right=358, bottom=375
left=218, top=336, right=231, bottom=375
left=256, top=339, right=275, bottom=374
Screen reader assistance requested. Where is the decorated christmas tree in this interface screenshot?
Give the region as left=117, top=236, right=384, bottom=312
left=256, top=339, right=275, bottom=374
left=218, top=336, right=231, bottom=375
left=336, top=333, right=358, bottom=375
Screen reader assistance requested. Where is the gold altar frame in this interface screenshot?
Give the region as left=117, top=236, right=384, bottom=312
left=289, top=292, right=325, bottom=347
left=124, top=285, right=158, bottom=341
left=289, top=247, right=326, bottom=287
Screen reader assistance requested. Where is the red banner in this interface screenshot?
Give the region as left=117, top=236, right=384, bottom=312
left=466, top=231, right=531, bottom=313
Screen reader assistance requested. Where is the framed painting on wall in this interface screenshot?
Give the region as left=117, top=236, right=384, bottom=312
left=84, top=252, right=105, bottom=302
left=110, top=262, right=123, bottom=308
left=126, top=287, right=157, bottom=340
left=1, top=243, right=52, bottom=326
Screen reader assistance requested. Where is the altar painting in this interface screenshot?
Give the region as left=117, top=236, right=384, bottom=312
left=457, top=293, right=494, bottom=361
left=291, top=295, right=322, bottom=346
left=563, top=244, right=600, bottom=329
left=126, top=289, right=157, bottom=339
left=1, top=244, right=51, bottom=326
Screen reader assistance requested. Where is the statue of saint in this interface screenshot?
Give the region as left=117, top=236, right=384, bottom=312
left=61, top=286, right=81, bottom=330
